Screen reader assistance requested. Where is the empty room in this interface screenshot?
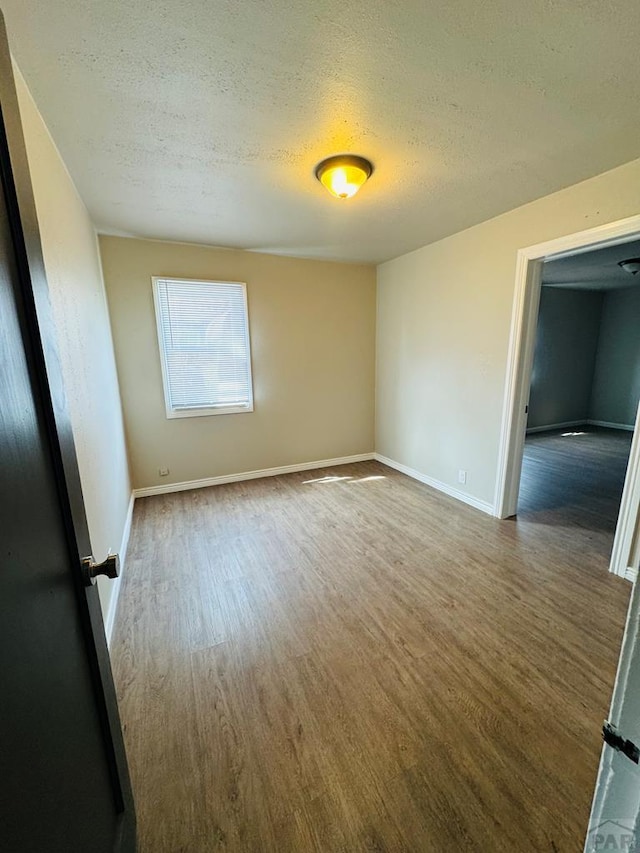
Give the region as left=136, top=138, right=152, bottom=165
left=2, top=2, right=640, bottom=852
left=517, top=242, right=640, bottom=564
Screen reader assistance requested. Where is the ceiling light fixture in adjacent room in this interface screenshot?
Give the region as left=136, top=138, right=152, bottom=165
left=315, top=155, right=373, bottom=199
left=618, top=258, right=640, bottom=275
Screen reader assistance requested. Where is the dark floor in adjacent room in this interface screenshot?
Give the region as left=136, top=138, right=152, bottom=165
left=112, top=452, right=631, bottom=852
left=519, top=426, right=633, bottom=555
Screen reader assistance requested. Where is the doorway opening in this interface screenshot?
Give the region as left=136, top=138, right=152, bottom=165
left=495, top=214, right=640, bottom=579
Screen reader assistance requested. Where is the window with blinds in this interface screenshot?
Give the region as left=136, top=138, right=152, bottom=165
left=152, top=277, right=254, bottom=418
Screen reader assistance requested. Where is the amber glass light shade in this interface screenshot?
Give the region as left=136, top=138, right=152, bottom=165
left=315, top=155, right=373, bottom=199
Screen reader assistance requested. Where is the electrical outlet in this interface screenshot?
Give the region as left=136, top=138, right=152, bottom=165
left=159, top=467, right=169, bottom=477
left=458, top=469, right=467, bottom=485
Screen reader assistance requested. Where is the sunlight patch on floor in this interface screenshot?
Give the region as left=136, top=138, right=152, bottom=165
left=302, top=474, right=387, bottom=485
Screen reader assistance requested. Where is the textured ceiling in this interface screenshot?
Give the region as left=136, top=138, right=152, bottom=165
left=543, top=239, right=640, bottom=291
left=4, top=0, right=640, bottom=263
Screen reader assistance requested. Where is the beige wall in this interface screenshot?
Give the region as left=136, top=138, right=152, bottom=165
left=99, top=236, right=376, bottom=489
left=16, top=67, right=131, bottom=618
left=377, top=156, right=640, bottom=510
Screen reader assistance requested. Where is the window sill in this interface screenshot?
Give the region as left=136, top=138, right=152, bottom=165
left=165, top=404, right=254, bottom=419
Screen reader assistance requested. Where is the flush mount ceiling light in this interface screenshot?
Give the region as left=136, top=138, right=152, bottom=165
left=315, top=155, right=373, bottom=199
left=618, top=258, right=640, bottom=275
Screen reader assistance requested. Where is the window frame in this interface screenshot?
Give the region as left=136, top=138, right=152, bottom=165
left=151, top=276, right=254, bottom=419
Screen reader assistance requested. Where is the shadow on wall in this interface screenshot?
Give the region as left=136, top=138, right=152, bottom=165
left=528, top=285, right=640, bottom=431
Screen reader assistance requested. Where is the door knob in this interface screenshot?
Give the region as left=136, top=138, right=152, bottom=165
left=81, top=553, right=120, bottom=586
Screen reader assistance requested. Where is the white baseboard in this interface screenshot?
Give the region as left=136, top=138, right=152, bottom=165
left=133, top=453, right=376, bottom=498
left=624, top=566, right=638, bottom=583
left=587, top=419, right=634, bottom=432
left=373, top=453, right=495, bottom=516
left=526, top=420, right=586, bottom=434
left=105, top=492, right=135, bottom=648
left=527, top=419, right=634, bottom=434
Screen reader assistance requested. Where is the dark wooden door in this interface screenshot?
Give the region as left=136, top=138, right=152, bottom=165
left=0, top=13, right=135, bottom=853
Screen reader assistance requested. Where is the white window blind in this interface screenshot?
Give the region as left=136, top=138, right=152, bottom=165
left=152, top=278, right=253, bottom=418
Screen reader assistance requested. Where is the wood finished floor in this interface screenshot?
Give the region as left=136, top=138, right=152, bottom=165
left=112, top=438, right=631, bottom=852
left=519, top=427, right=633, bottom=542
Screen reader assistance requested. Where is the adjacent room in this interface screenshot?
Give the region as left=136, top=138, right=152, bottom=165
left=518, top=241, right=640, bottom=561
left=3, top=1, right=640, bottom=851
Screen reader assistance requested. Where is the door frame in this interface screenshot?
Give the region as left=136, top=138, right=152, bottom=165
left=494, top=213, right=640, bottom=577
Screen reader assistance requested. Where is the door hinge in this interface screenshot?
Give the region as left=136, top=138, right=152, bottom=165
left=603, top=721, right=640, bottom=764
